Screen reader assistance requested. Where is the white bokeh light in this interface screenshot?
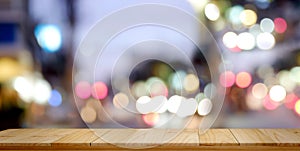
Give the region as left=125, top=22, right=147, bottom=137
left=197, top=98, right=213, bottom=116
left=260, top=18, right=274, bottom=33
left=35, top=24, right=62, bottom=52
left=176, top=98, right=198, bottom=117
left=204, top=3, right=220, bottom=21
left=256, top=32, right=275, bottom=50
left=222, top=32, right=238, bottom=48
left=33, top=79, right=52, bottom=105
left=167, top=95, right=183, bottom=113
left=269, top=85, right=286, bottom=102
left=237, top=32, right=255, bottom=50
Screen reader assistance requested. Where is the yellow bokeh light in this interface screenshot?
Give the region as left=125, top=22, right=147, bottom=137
left=80, top=106, right=97, bottom=123
left=183, top=74, right=200, bottom=93
left=239, top=9, right=257, bottom=26
left=0, top=58, right=22, bottom=82
left=113, top=92, right=129, bottom=109
left=295, top=100, right=300, bottom=115
left=252, top=83, right=268, bottom=99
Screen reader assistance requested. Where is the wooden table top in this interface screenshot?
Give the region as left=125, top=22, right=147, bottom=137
left=0, top=129, right=299, bottom=150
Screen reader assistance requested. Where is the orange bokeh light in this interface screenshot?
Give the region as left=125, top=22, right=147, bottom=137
left=236, top=72, right=252, bottom=88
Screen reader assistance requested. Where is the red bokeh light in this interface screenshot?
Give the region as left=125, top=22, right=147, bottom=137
left=284, top=93, right=298, bottom=109
left=274, top=17, right=287, bottom=34
left=91, top=81, right=108, bottom=100
left=263, top=95, right=280, bottom=110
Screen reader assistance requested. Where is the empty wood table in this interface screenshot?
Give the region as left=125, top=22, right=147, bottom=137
left=0, top=129, right=299, bottom=150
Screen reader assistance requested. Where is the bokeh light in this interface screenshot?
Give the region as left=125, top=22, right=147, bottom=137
left=148, top=80, right=168, bottom=97
left=274, top=17, right=287, bottom=33
left=254, top=0, right=271, bottom=9
left=239, top=9, right=257, bottom=26
left=256, top=32, right=275, bottom=50
left=223, top=32, right=238, bottom=49
left=252, top=83, right=268, bottom=99
left=246, top=94, right=263, bottom=110
left=33, top=79, right=52, bottom=105
left=277, top=70, right=296, bottom=92
left=284, top=93, right=298, bottom=109
left=80, top=106, right=97, bottom=123
left=289, top=66, right=300, bottom=84
left=169, top=71, right=186, bottom=92
left=226, top=5, right=244, bottom=24
left=197, top=98, right=213, bottom=116
left=183, top=74, right=199, bottom=93
left=0, top=58, right=21, bottom=82
left=131, top=81, right=148, bottom=98
left=237, top=32, right=255, bottom=50
left=257, top=65, right=274, bottom=79
left=113, top=92, right=129, bottom=109
left=13, top=77, right=34, bottom=102
left=136, top=96, right=152, bottom=114
left=48, top=89, right=62, bottom=107
left=142, top=113, right=159, bottom=126
left=249, top=24, right=261, bottom=36
left=263, top=95, right=279, bottom=110
left=195, top=92, right=206, bottom=103
left=34, top=24, right=62, bottom=52
left=188, top=0, right=208, bottom=13
left=136, top=95, right=167, bottom=114
left=260, top=18, right=274, bottom=33
left=204, top=83, right=216, bottom=99
left=75, top=81, right=91, bottom=99
left=91, top=81, right=108, bottom=100
left=204, top=3, right=220, bottom=21
left=176, top=98, right=197, bottom=117
left=269, top=85, right=286, bottom=102
left=294, top=100, right=300, bottom=115
left=167, top=95, right=183, bottom=114
left=219, top=71, right=235, bottom=87
left=152, top=95, right=168, bottom=113
left=236, top=72, right=252, bottom=88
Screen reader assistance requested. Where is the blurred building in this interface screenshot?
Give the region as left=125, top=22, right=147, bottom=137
left=0, top=0, right=300, bottom=130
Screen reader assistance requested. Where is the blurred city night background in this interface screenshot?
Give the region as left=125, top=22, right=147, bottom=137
left=0, top=0, right=300, bottom=130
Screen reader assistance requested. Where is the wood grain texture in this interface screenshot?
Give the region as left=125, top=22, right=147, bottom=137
left=164, top=129, right=199, bottom=147
left=199, top=129, right=238, bottom=146
left=263, top=129, right=300, bottom=146
left=230, top=129, right=300, bottom=146
left=91, top=129, right=192, bottom=148
left=0, top=129, right=63, bottom=146
left=52, top=129, right=99, bottom=147
left=0, top=129, right=299, bottom=150
left=230, top=129, right=277, bottom=146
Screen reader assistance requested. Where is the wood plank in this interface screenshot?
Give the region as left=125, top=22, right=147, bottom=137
left=164, top=129, right=199, bottom=147
left=230, top=129, right=277, bottom=146
left=0, top=128, right=300, bottom=150
left=0, top=129, right=65, bottom=147
left=289, top=129, right=300, bottom=137
left=92, top=129, right=198, bottom=149
left=52, top=129, right=99, bottom=147
left=92, top=129, right=165, bottom=148
left=199, top=129, right=239, bottom=146
left=230, top=129, right=300, bottom=146
left=0, top=129, right=42, bottom=137
left=30, top=129, right=79, bottom=137
left=263, top=129, right=300, bottom=146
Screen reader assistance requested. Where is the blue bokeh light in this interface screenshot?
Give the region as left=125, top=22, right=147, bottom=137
left=34, top=24, right=62, bottom=53
left=48, top=89, right=62, bottom=107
